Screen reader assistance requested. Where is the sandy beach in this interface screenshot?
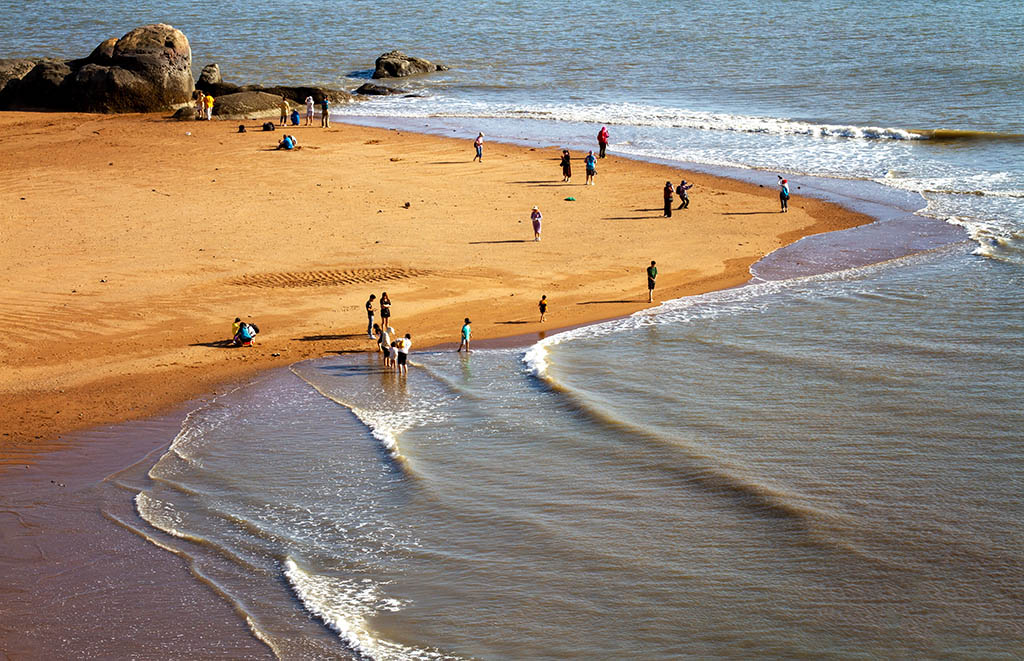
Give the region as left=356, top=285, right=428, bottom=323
left=0, top=111, right=870, bottom=454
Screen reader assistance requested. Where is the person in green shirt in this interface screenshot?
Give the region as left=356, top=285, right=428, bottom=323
left=458, top=318, right=472, bottom=353
left=647, top=261, right=657, bottom=303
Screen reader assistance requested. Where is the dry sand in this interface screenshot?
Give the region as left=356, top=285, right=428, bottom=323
left=0, top=111, right=871, bottom=454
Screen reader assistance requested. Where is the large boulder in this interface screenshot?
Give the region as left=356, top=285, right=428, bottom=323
left=212, top=91, right=288, bottom=119
left=372, top=51, right=448, bottom=78
left=197, top=63, right=221, bottom=86
left=0, top=58, right=49, bottom=95
left=0, top=23, right=193, bottom=112
left=243, top=84, right=354, bottom=105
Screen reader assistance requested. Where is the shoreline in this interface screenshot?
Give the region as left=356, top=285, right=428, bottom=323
left=0, top=110, right=874, bottom=456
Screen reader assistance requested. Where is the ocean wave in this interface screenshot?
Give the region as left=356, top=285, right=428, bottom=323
left=338, top=97, right=925, bottom=142
left=283, top=556, right=460, bottom=660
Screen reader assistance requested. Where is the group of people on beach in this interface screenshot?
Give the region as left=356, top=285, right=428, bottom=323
left=663, top=180, right=693, bottom=217
left=366, top=293, right=412, bottom=374
left=193, top=90, right=214, bottom=120
left=277, top=95, right=331, bottom=128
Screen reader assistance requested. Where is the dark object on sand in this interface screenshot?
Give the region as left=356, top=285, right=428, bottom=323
left=262, top=122, right=275, bottom=131
left=237, top=124, right=246, bottom=133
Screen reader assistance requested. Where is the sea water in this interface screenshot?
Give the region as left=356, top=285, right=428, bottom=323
left=3, top=0, right=1022, bottom=657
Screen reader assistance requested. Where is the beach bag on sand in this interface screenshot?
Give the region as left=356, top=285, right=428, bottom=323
left=238, top=124, right=246, bottom=133
left=262, top=122, right=275, bottom=131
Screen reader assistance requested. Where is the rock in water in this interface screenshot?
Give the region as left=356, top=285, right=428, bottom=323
left=354, top=82, right=407, bottom=95
left=0, top=23, right=193, bottom=113
left=372, top=51, right=449, bottom=79
left=197, top=63, right=222, bottom=86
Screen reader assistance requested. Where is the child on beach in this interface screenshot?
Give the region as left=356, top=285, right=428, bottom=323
left=305, top=95, right=315, bottom=126
left=233, top=320, right=259, bottom=346
left=663, top=181, right=674, bottom=217
left=560, top=149, right=572, bottom=182
left=584, top=151, right=597, bottom=185
left=397, top=334, right=412, bottom=374
left=531, top=206, right=542, bottom=241
left=389, top=340, right=399, bottom=369
left=539, top=295, right=548, bottom=322
left=473, top=133, right=484, bottom=162
left=779, top=177, right=790, bottom=212
left=458, top=318, right=472, bottom=352
left=676, top=180, right=693, bottom=209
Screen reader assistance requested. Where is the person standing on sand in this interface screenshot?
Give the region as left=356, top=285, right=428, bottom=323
left=584, top=151, right=597, bottom=185
left=305, top=95, right=315, bottom=126
left=458, top=318, right=472, bottom=352
left=598, top=126, right=609, bottom=158
left=397, top=333, right=412, bottom=374
left=531, top=206, right=543, bottom=241
left=560, top=149, right=572, bottom=182
left=647, top=260, right=658, bottom=303
left=663, top=181, right=674, bottom=218
left=676, top=180, right=693, bottom=209
left=539, top=295, right=548, bottom=322
left=195, top=90, right=205, bottom=120
left=365, top=294, right=376, bottom=337
left=279, top=97, right=289, bottom=126
left=204, top=93, right=214, bottom=121
left=473, top=133, right=484, bottom=162
left=779, top=177, right=790, bottom=212
left=320, top=96, right=330, bottom=128
left=380, top=292, right=392, bottom=327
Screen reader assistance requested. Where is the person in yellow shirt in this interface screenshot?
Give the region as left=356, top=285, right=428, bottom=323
left=204, top=93, right=214, bottom=120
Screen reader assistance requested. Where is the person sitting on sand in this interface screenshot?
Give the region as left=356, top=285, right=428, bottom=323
left=233, top=320, right=259, bottom=346
left=277, top=135, right=298, bottom=150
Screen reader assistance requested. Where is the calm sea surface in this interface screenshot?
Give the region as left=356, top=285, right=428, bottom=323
left=3, top=1, right=1022, bottom=658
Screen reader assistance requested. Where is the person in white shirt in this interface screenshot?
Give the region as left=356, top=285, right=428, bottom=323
left=305, top=96, right=315, bottom=126
left=397, top=333, right=412, bottom=374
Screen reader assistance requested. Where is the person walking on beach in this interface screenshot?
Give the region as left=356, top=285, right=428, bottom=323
left=397, top=333, right=412, bottom=375
left=584, top=151, right=597, bottom=185
left=598, top=126, right=609, bottom=158
left=539, top=295, right=548, bottom=322
left=473, top=132, right=484, bottom=162
left=560, top=149, right=572, bottom=182
left=647, top=260, right=658, bottom=303
left=531, top=206, right=543, bottom=241
left=204, top=93, right=215, bottom=121
left=458, top=318, right=472, bottom=352
left=380, top=292, right=392, bottom=327
left=305, top=95, right=315, bottom=126
left=779, top=177, right=790, bottom=212
left=663, top=181, right=675, bottom=218
left=320, top=96, right=330, bottom=128
left=365, top=294, right=376, bottom=337
left=676, top=180, right=693, bottom=209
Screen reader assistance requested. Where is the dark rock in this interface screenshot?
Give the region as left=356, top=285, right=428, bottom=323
left=0, top=23, right=193, bottom=113
left=212, top=91, right=288, bottom=118
left=198, top=63, right=221, bottom=86
left=0, top=58, right=52, bottom=94
left=171, top=106, right=195, bottom=120
left=372, top=51, right=448, bottom=79
left=354, top=82, right=406, bottom=96
left=247, top=84, right=354, bottom=105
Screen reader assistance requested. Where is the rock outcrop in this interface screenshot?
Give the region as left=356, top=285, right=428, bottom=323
left=0, top=24, right=194, bottom=112
left=354, top=82, right=407, bottom=96
left=212, top=91, right=289, bottom=119
left=197, top=63, right=222, bottom=87
left=372, top=51, right=448, bottom=79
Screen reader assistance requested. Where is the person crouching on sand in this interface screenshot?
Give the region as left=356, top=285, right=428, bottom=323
left=531, top=206, right=543, bottom=241
left=233, top=319, right=259, bottom=346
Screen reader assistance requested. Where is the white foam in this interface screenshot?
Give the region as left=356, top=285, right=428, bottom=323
left=283, top=556, right=459, bottom=660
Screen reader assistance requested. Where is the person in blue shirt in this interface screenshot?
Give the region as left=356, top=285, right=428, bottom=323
left=584, top=151, right=597, bottom=185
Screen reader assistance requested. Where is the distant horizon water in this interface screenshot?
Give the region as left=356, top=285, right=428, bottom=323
left=3, top=1, right=1022, bottom=658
